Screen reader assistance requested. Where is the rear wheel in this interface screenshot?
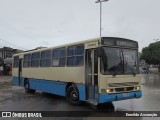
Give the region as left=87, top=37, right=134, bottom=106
left=24, top=79, right=35, bottom=93
left=66, top=85, right=81, bottom=105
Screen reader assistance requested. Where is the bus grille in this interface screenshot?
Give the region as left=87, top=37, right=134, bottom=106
left=108, top=82, right=138, bottom=87
left=115, top=87, right=134, bottom=92
left=126, top=87, right=134, bottom=91
left=115, top=88, right=124, bottom=92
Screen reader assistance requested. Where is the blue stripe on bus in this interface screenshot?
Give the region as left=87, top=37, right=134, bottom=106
left=12, top=76, right=87, bottom=101
left=98, top=90, right=142, bottom=103
left=77, top=84, right=86, bottom=101
left=12, top=76, right=25, bottom=86
left=29, top=79, right=67, bottom=97
left=12, top=76, right=19, bottom=86
left=12, top=76, right=142, bottom=103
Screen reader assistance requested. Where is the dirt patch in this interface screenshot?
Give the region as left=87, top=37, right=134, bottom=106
left=0, top=76, right=12, bottom=89
left=0, top=81, right=12, bottom=89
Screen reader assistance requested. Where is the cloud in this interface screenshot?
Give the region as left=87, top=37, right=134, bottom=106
left=0, top=0, right=160, bottom=51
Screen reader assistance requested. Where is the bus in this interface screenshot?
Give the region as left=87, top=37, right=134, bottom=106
left=12, top=37, right=142, bottom=106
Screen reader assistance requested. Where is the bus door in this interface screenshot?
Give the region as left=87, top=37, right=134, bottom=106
left=18, top=58, right=22, bottom=86
left=86, top=49, right=98, bottom=100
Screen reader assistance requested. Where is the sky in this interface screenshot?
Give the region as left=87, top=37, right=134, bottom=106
left=0, top=0, right=160, bottom=52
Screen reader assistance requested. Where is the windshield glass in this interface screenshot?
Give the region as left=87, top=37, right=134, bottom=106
left=123, top=49, right=138, bottom=74
left=101, top=47, right=138, bottom=75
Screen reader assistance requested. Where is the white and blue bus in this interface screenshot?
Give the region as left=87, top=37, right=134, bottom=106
left=12, top=37, right=142, bottom=105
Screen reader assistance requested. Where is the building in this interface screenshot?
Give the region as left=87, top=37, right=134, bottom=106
left=0, top=47, right=23, bottom=59
left=0, top=46, right=23, bottom=75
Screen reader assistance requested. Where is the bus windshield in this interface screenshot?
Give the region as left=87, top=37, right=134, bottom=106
left=101, top=47, right=138, bottom=75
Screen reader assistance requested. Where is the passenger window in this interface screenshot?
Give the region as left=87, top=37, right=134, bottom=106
left=31, top=52, right=40, bottom=67
left=40, top=50, right=51, bottom=67
left=67, top=45, right=84, bottom=66
left=52, top=48, right=66, bottom=66
left=23, top=54, right=31, bottom=67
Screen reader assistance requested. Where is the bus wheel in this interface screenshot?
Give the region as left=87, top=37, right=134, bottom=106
left=66, top=85, right=81, bottom=105
left=25, top=80, right=35, bottom=93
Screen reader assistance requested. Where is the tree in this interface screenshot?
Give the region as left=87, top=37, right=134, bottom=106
left=141, top=41, right=160, bottom=72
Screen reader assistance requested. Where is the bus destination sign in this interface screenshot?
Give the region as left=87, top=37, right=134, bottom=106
left=102, top=37, right=138, bottom=48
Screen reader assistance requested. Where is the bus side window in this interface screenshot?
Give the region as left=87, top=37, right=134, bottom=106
left=52, top=48, right=66, bottom=67
left=40, top=50, right=51, bottom=67
left=67, top=45, right=84, bottom=66
left=23, top=54, right=31, bottom=67
left=31, top=52, right=40, bottom=67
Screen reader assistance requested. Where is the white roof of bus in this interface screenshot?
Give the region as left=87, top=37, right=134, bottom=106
left=13, top=37, right=100, bottom=56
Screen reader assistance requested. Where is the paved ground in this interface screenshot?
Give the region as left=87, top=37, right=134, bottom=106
left=0, top=73, right=160, bottom=120
left=0, top=75, right=12, bottom=83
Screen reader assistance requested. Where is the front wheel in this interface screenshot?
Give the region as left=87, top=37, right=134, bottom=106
left=66, top=85, right=81, bottom=105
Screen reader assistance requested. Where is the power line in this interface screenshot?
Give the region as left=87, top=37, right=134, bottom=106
left=0, top=38, right=27, bottom=50
left=0, top=19, right=44, bottom=44
left=0, top=19, right=51, bottom=49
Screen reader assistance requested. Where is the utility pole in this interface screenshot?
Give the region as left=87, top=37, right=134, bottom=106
left=95, top=0, right=109, bottom=39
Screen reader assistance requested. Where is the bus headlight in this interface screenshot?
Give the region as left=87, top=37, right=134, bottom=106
left=135, top=86, right=141, bottom=90
left=106, top=89, right=114, bottom=93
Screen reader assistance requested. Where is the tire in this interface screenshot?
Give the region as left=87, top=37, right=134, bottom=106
left=66, top=85, right=81, bottom=105
left=24, top=80, right=35, bottom=93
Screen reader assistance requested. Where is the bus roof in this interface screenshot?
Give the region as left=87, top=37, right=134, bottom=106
left=13, top=37, right=138, bottom=56
left=13, top=37, right=100, bottom=56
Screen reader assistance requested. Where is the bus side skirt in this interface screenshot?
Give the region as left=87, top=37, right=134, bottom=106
left=12, top=76, right=87, bottom=101
left=29, top=79, right=66, bottom=97
left=77, top=84, right=86, bottom=101
left=12, top=76, right=25, bottom=87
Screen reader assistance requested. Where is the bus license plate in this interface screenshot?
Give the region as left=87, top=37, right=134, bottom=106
left=123, top=93, right=129, bottom=97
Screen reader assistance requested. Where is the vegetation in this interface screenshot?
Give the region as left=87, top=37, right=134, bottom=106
left=141, top=41, right=160, bottom=72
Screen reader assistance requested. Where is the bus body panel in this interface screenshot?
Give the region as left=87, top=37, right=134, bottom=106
left=99, top=74, right=141, bottom=94
left=98, top=91, right=142, bottom=103
left=12, top=76, right=87, bottom=101
left=13, top=66, right=85, bottom=84
left=12, top=68, right=19, bottom=77
left=29, top=79, right=67, bottom=96
left=12, top=76, right=20, bottom=86
left=21, top=67, right=85, bottom=84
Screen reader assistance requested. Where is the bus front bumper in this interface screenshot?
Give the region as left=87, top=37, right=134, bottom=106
left=98, top=90, right=142, bottom=103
